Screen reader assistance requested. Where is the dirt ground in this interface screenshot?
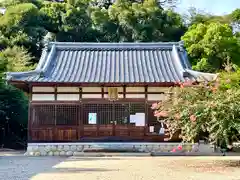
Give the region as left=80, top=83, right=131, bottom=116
left=0, top=155, right=240, bottom=180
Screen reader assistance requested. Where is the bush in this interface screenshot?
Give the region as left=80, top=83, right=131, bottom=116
left=0, top=83, right=28, bottom=148
left=152, top=79, right=240, bottom=148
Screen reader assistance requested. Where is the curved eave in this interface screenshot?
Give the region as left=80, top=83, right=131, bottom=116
left=6, top=70, right=41, bottom=81
left=184, top=69, right=219, bottom=82
left=7, top=80, right=30, bottom=93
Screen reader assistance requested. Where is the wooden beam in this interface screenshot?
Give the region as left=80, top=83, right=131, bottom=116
left=26, top=82, right=177, bottom=87
left=31, top=91, right=169, bottom=95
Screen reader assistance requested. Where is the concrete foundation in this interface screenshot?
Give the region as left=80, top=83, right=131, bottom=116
left=23, top=142, right=215, bottom=156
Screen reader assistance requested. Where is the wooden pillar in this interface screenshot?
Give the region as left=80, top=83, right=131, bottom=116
left=79, top=87, right=82, bottom=100
left=144, top=86, right=148, bottom=135
left=101, top=86, right=104, bottom=98
left=54, top=86, right=57, bottom=141
left=123, top=85, right=126, bottom=99
left=79, top=86, right=84, bottom=139
left=78, top=87, right=82, bottom=139
left=28, top=84, right=32, bottom=142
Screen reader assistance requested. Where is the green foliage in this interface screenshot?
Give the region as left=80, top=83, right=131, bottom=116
left=231, top=9, right=240, bottom=23
left=186, top=8, right=232, bottom=26
left=0, top=46, right=36, bottom=72
left=152, top=82, right=240, bottom=147
left=0, top=0, right=41, bottom=7
left=218, top=70, right=240, bottom=90
left=0, top=3, right=46, bottom=60
left=89, top=0, right=185, bottom=42
left=0, top=53, right=7, bottom=85
left=182, top=22, right=240, bottom=72
left=40, top=1, right=97, bottom=42
left=0, top=84, right=28, bottom=126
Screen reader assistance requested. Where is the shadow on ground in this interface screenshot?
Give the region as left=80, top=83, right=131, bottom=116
left=2, top=154, right=240, bottom=179
left=46, top=167, right=116, bottom=173
left=0, top=155, right=123, bottom=180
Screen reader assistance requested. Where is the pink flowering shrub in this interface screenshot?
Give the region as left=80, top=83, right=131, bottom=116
left=152, top=79, right=240, bottom=147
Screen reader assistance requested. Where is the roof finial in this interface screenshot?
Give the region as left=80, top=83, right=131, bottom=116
left=179, top=41, right=184, bottom=52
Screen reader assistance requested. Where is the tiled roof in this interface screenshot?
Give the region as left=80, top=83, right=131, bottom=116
left=6, top=42, right=217, bottom=84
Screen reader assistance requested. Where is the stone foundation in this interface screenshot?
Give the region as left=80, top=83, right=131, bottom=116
left=24, top=142, right=205, bottom=156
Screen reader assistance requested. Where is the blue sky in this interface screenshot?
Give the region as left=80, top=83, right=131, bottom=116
left=176, top=0, right=240, bottom=15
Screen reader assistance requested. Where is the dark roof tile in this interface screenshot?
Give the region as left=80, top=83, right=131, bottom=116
left=6, top=42, right=217, bottom=83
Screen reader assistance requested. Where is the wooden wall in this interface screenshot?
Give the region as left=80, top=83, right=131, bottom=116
left=31, top=86, right=172, bottom=101
left=28, top=86, right=176, bottom=142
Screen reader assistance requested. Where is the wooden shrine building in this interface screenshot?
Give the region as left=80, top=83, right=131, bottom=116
left=7, top=42, right=217, bottom=143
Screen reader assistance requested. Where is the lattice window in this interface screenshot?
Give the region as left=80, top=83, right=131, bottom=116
left=114, top=103, right=129, bottom=125
left=129, top=102, right=145, bottom=114
left=82, top=103, right=113, bottom=125
left=81, top=102, right=147, bottom=125
left=31, top=105, right=55, bottom=126
left=56, top=105, right=79, bottom=125
left=114, top=102, right=146, bottom=125
left=30, top=102, right=147, bottom=126
left=98, top=104, right=113, bottom=125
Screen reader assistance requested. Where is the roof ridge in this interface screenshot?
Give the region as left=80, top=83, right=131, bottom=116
left=47, top=41, right=182, bottom=50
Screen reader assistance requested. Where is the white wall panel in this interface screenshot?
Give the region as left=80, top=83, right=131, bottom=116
left=32, top=94, right=55, bottom=101
left=57, top=87, right=79, bottom=92
left=32, top=87, right=54, bottom=92
left=147, top=94, right=167, bottom=101
left=147, top=87, right=170, bottom=93
left=126, top=87, right=145, bottom=92
left=82, top=94, right=102, bottom=98
left=82, top=87, right=101, bottom=92
left=57, top=94, right=79, bottom=101
left=125, top=94, right=145, bottom=98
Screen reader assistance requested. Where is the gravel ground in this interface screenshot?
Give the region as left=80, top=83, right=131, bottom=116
left=0, top=155, right=240, bottom=180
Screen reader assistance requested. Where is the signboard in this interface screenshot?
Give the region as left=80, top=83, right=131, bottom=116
left=88, top=113, right=97, bottom=124
left=130, top=113, right=145, bottom=126
left=108, top=87, right=118, bottom=100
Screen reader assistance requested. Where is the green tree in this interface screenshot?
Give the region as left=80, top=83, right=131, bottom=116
left=0, top=51, right=29, bottom=148
left=0, top=0, right=42, bottom=7
left=185, top=8, right=232, bottom=26
left=231, top=9, right=240, bottom=24
left=0, top=53, right=7, bottom=85
left=0, top=3, right=46, bottom=61
left=182, top=22, right=240, bottom=72
left=0, top=46, right=35, bottom=72
left=40, top=1, right=97, bottom=42
left=90, top=0, right=185, bottom=42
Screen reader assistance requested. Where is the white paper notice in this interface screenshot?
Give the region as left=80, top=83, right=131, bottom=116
left=149, top=126, right=154, bottom=132
left=135, top=113, right=145, bottom=126
left=88, top=113, right=97, bottom=124
left=130, top=115, right=136, bottom=123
